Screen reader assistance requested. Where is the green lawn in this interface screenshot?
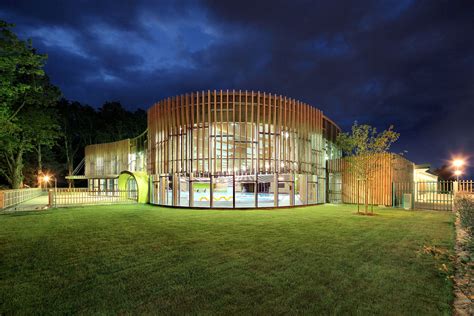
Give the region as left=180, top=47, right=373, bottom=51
left=0, top=204, right=454, bottom=314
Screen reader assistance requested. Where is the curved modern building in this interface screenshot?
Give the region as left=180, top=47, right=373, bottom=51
left=148, top=90, right=340, bottom=208
left=80, top=90, right=342, bottom=208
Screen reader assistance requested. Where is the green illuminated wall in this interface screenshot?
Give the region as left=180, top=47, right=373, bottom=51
left=118, top=171, right=149, bottom=203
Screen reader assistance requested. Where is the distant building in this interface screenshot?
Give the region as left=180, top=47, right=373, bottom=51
left=414, top=164, right=438, bottom=182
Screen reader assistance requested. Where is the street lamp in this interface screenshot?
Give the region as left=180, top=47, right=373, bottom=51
left=454, top=169, right=462, bottom=182
left=452, top=159, right=465, bottom=169
left=43, top=174, right=57, bottom=192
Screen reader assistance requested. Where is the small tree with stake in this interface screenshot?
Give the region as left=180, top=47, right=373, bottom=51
left=336, top=122, right=399, bottom=215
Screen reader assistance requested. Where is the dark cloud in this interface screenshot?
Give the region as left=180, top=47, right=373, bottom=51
left=1, top=0, right=473, bottom=175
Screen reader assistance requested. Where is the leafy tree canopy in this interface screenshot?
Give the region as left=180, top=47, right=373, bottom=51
left=0, top=20, right=61, bottom=188
left=337, top=122, right=400, bottom=157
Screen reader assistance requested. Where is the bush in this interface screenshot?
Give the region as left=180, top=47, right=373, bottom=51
left=454, top=194, right=474, bottom=236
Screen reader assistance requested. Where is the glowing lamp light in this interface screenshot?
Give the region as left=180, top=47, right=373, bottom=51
left=454, top=170, right=462, bottom=176
left=43, top=175, right=50, bottom=183
left=452, top=159, right=464, bottom=168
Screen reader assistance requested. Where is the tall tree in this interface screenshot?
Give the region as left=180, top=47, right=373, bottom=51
left=0, top=21, right=61, bottom=188
left=57, top=99, right=99, bottom=187
left=336, top=122, right=400, bottom=214
left=0, top=21, right=46, bottom=131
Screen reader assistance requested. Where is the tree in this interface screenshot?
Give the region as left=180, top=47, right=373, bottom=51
left=0, top=21, right=47, bottom=131
left=96, top=102, right=147, bottom=143
left=336, top=122, right=400, bottom=214
left=0, top=21, right=61, bottom=188
left=57, top=99, right=99, bottom=187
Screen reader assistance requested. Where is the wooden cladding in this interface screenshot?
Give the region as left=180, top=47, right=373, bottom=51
left=327, top=153, right=414, bottom=206
left=85, top=139, right=130, bottom=177
left=148, top=90, right=340, bottom=176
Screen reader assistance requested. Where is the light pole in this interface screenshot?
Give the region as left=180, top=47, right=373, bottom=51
left=454, top=169, right=462, bottom=182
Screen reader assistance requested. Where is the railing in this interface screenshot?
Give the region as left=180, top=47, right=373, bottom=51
left=72, top=157, right=85, bottom=175
left=49, top=188, right=137, bottom=207
left=458, top=180, right=474, bottom=193
left=0, top=188, right=43, bottom=210
left=392, top=180, right=473, bottom=211
left=393, top=181, right=454, bottom=211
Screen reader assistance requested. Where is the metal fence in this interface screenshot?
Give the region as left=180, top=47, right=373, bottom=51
left=415, top=181, right=453, bottom=211
left=49, top=188, right=137, bottom=207
left=0, top=188, right=43, bottom=210
left=393, top=181, right=454, bottom=211
left=459, top=180, right=474, bottom=193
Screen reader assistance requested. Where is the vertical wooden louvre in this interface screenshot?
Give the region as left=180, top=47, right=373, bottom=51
left=144, top=90, right=343, bottom=207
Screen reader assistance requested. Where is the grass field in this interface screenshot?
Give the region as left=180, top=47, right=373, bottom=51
left=0, top=204, right=454, bottom=314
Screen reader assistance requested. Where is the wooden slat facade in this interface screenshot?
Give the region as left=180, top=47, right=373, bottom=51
left=85, top=139, right=130, bottom=177
left=147, top=90, right=340, bottom=178
left=327, top=153, right=414, bottom=206
left=84, top=131, right=148, bottom=178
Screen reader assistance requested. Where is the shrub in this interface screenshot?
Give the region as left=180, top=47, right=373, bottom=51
left=454, top=194, right=474, bottom=236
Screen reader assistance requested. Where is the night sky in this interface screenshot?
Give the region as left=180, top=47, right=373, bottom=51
left=1, top=0, right=473, bottom=176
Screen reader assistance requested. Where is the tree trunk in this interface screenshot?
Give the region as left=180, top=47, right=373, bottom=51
left=64, top=135, right=73, bottom=188
left=11, top=150, right=24, bottom=189
left=37, top=144, right=42, bottom=188
left=68, top=161, right=74, bottom=188
left=365, top=180, right=369, bottom=214
left=37, top=144, right=42, bottom=172
left=365, top=159, right=369, bottom=214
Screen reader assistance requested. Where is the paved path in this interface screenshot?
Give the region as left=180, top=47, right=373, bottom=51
left=2, top=194, right=50, bottom=213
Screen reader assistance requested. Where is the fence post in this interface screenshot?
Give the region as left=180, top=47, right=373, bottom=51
left=392, top=182, right=395, bottom=207
left=48, top=189, right=52, bottom=207
left=453, top=180, right=459, bottom=195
